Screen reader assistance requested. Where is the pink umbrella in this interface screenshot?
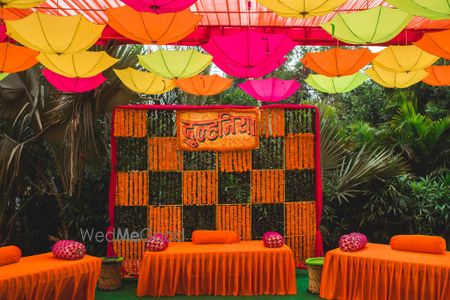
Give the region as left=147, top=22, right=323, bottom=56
left=238, top=78, right=300, bottom=102
left=119, top=0, right=198, bottom=14
left=202, top=30, right=296, bottom=78
left=43, top=69, right=106, bottom=93
left=0, top=24, right=7, bottom=42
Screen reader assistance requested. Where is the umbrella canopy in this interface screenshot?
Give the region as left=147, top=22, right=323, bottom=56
left=300, top=48, right=377, bottom=77
left=414, top=29, right=450, bottom=59
left=213, top=57, right=287, bottom=79
left=37, top=51, right=118, bottom=78
left=422, top=66, right=450, bottom=86
left=257, top=0, right=347, bottom=18
left=176, top=74, right=232, bottom=96
left=5, top=13, right=104, bottom=54
left=385, top=0, right=450, bottom=20
left=43, top=69, right=106, bottom=93
left=106, top=6, right=202, bottom=45
left=138, top=49, right=212, bottom=79
left=114, top=67, right=176, bottom=94
left=0, top=42, right=38, bottom=73
left=0, top=73, right=9, bottom=81
left=119, top=0, right=198, bottom=14
left=366, top=66, right=428, bottom=88
left=321, top=7, right=412, bottom=44
left=305, top=73, right=368, bottom=94
left=372, top=45, right=438, bottom=73
left=238, top=78, right=300, bottom=102
left=0, top=0, right=44, bottom=9
left=202, top=30, right=296, bottom=78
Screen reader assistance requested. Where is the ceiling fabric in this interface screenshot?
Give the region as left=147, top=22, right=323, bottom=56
left=8, top=0, right=450, bottom=45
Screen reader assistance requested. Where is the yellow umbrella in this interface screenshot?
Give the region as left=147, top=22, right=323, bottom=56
left=366, top=66, right=428, bottom=88
left=305, top=73, right=368, bottom=94
left=6, top=12, right=104, bottom=54
left=372, top=45, right=438, bottom=73
left=114, top=68, right=176, bottom=94
left=386, top=0, right=450, bottom=20
left=138, top=49, right=212, bottom=79
left=257, top=0, right=347, bottom=18
left=321, top=7, right=412, bottom=44
left=0, top=0, right=44, bottom=8
left=37, top=51, right=118, bottom=78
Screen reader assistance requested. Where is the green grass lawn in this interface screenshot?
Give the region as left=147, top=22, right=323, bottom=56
left=96, top=270, right=320, bottom=300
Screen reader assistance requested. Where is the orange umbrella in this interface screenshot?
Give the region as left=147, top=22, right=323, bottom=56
left=300, top=48, right=377, bottom=76
left=423, top=65, right=450, bottom=86
left=414, top=29, right=450, bottom=59
left=106, top=6, right=202, bottom=45
left=0, top=42, right=38, bottom=73
left=176, top=75, right=233, bottom=96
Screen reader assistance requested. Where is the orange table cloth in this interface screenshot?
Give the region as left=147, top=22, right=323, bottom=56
left=0, top=253, right=101, bottom=300
left=320, top=243, right=450, bottom=300
left=137, top=241, right=297, bottom=296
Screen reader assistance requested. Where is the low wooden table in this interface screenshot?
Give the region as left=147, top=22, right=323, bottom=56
left=0, top=253, right=101, bottom=300
left=320, top=243, right=450, bottom=300
left=137, top=241, right=297, bottom=296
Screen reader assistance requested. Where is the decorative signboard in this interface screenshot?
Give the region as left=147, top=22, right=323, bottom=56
left=108, top=105, right=323, bottom=278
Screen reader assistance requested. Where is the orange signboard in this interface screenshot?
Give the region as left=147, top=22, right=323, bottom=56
left=177, top=109, right=259, bottom=152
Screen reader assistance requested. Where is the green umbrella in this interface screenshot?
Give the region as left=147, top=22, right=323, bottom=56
left=305, top=73, right=368, bottom=94
left=386, top=0, right=450, bottom=20
left=321, top=6, right=412, bottom=45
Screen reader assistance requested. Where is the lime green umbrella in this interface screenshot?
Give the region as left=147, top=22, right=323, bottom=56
left=366, top=66, right=428, bottom=88
left=321, top=7, right=412, bottom=44
left=138, top=49, right=212, bottom=79
left=305, top=73, right=368, bottom=94
left=386, top=0, right=450, bottom=20
left=0, top=73, right=9, bottom=81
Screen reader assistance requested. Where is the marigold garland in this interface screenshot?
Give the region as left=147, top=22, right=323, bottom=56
left=148, top=137, right=182, bottom=171
left=217, top=205, right=251, bottom=240
left=219, top=151, right=251, bottom=172
left=114, top=109, right=147, bottom=137
left=251, top=170, right=284, bottom=203
left=285, top=133, right=315, bottom=170
left=260, top=109, right=285, bottom=138
left=113, top=240, right=145, bottom=277
left=183, top=171, right=217, bottom=205
left=116, top=171, right=148, bottom=205
left=148, top=206, right=182, bottom=237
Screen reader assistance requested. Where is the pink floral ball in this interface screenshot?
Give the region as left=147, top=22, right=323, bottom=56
left=339, top=232, right=368, bottom=252
left=263, top=231, right=284, bottom=248
left=52, top=240, right=86, bottom=260
left=146, top=234, right=169, bottom=252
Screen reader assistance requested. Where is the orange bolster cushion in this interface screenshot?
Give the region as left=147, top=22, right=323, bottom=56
left=192, top=230, right=240, bottom=244
left=0, top=245, right=22, bottom=266
left=390, top=235, right=446, bottom=254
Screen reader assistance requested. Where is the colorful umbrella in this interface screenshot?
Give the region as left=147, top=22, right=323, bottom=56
left=300, top=48, right=377, bottom=77
left=5, top=13, right=104, bottom=54
left=37, top=51, right=118, bottom=78
left=238, top=78, right=300, bottom=102
left=119, top=0, right=197, bottom=14
left=372, top=45, right=438, bottom=73
left=114, top=68, right=176, bottom=94
left=43, top=69, right=106, bottom=93
left=0, top=42, right=38, bottom=73
left=414, top=29, right=450, bottom=59
left=0, top=73, right=9, bottom=81
left=0, top=0, right=44, bottom=8
left=176, top=75, right=232, bottom=96
left=366, top=66, right=428, bottom=88
left=386, top=0, right=450, bottom=20
left=202, top=30, right=296, bottom=78
left=257, top=0, right=347, bottom=18
left=138, top=49, right=212, bottom=79
left=106, top=6, right=202, bottom=45
left=305, top=73, right=368, bottom=94
left=422, top=66, right=450, bottom=86
left=321, top=7, right=412, bottom=44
